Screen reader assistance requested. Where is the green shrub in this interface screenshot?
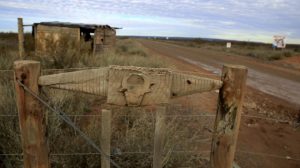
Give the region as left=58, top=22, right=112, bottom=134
left=294, top=48, right=300, bottom=52
left=268, top=53, right=282, bottom=60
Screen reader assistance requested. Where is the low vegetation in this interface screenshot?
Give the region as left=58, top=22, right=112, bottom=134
left=226, top=46, right=295, bottom=61
left=160, top=39, right=300, bottom=61
left=2, top=33, right=212, bottom=167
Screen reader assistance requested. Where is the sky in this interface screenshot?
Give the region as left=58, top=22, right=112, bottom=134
left=0, top=0, right=300, bottom=44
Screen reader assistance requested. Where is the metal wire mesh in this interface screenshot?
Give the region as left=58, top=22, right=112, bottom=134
left=0, top=69, right=300, bottom=167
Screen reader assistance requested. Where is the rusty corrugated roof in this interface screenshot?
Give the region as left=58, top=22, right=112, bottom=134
left=33, top=21, right=121, bottom=30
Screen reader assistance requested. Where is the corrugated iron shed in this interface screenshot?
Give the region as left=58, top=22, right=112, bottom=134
left=33, top=21, right=121, bottom=30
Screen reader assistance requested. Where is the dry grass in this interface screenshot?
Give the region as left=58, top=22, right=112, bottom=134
left=159, top=39, right=300, bottom=61
left=0, top=33, right=213, bottom=167
left=0, top=78, right=22, bottom=168
left=1, top=33, right=201, bottom=167
left=226, top=46, right=295, bottom=61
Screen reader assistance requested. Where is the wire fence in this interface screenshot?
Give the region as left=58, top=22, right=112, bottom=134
left=0, top=69, right=299, bottom=167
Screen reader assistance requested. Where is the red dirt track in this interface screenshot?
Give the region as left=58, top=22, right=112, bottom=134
left=140, top=39, right=300, bottom=168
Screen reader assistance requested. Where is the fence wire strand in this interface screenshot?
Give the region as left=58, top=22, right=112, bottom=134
left=16, top=80, right=121, bottom=168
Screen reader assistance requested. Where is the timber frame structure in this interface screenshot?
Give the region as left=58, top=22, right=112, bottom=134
left=14, top=61, right=247, bottom=168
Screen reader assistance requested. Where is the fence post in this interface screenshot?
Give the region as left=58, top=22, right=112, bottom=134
left=14, top=60, right=49, bottom=168
left=210, top=65, right=247, bottom=168
left=153, top=105, right=167, bottom=168
left=101, top=109, right=112, bottom=168
left=18, top=17, right=25, bottom=59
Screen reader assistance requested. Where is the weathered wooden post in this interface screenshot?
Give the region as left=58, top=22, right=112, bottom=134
left=101, top=109, right=112, bottom=168
left=153, top=106, right=167, bottom=168
left=14, top=60, right=49, bottom=168
left=18, top=18, right=25, bottom=59
left=210, top=65, right=247, bottom=168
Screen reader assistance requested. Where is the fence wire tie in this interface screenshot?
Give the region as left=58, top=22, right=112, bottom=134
left=16, top=80, right=121, bottom=168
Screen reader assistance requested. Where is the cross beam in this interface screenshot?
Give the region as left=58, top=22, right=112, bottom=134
left=39, top=65, right=222, bottom=106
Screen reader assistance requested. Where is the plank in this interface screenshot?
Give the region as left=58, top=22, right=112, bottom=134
left=171, top=72, right=222, bottom=97
left=38, top=68, right=108, bottom=96
left=38, top=66, right=222, bottom=105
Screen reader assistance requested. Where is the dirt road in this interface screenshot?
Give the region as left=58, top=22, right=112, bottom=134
left=140, top=40, right=300, bottom=106
left=140, top=39, right=300, bottom=168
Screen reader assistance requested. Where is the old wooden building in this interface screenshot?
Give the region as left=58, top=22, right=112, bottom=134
left=32, top=22, right=118, bottom=56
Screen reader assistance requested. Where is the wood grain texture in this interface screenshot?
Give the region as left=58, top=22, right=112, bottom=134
left=38, top=68, right=108, bottom=96
left=210, top=64, right=247, bottom=168
left=14, top=60, right=49, bottom=168
left=101, top=109, right=111, bottom=168
left=38, top=66, right=222, bottom=106
left=107, top=66, right=172, bottom=106
left=153, top=106, right=167, bottom=168
left=171, top=72, right=222, bottom=97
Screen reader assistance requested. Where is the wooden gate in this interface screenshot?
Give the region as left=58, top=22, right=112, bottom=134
left=14, top=60, right=247, bottom=168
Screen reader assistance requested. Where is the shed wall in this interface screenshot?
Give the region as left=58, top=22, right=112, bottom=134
left=35, top=25, right=80, bottom=56
left=93, top=28, right=116, bottom=54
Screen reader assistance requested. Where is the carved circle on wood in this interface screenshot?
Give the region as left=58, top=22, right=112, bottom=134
left=121, top=73, right=151, bottom=106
